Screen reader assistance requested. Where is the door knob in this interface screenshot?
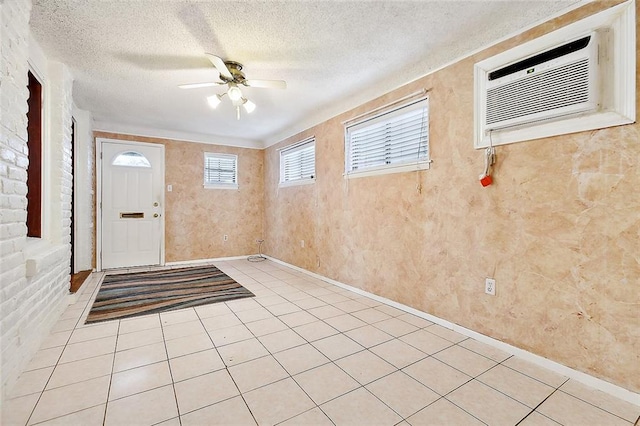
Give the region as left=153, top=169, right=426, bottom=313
left=153, top=202, right=159, bottom=207
left=153, top=213, right=159, bottom=218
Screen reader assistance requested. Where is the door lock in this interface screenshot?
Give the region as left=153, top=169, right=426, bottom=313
left=153, top=202, right=159, bottom=207
left=153, top=213, right=159, bottom=218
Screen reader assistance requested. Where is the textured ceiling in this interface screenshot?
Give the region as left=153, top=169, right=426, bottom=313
left=30, top=0, right=581, bottom=147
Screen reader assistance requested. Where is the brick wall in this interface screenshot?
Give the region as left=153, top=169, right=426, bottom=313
left=47, top=62, right=75, bottom=244
left=0, top=0, right=74, bottom=402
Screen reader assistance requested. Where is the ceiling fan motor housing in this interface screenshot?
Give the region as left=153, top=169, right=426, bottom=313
left=223, top=61, right=247, bottom=84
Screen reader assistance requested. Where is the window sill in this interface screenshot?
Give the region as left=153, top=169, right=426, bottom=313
left=344, top=161, right=431, bottom=179
left=24, top=238, right=68, bottom=278
left=203, top=184, right=239, bottom=190
left=278, top=179, right=315, bottom=188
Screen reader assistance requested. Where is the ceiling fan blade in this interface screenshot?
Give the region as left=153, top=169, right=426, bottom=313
left=205, top=53, right=233, bottom=80
left=178, top=81, right=225, bottom=89
left=244, top=79, right=287, bottom=89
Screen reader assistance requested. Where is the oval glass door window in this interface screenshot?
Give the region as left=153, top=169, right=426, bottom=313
left=112, top=151, right=151, bottom=168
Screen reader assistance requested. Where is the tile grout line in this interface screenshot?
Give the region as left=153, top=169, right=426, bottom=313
left=14, top=261, right=637, bottom=425
left=340, top=303, right=604, bottom=422
left=426, top=351, right=529, bottom=420
left=403, top=361, right=485, bottom=424
left=25, top=280, right=101, bottom=426
left=398, top=341, right=499, bottom=425
left=442, top=394, right=491, bottom=426
left=244, top=259, right=487, bottom=424
left=17, top=263, right=247, bottom=422
left=22, top=274, right=109, bottom=426
left=250, top=260, right=480, bottom=424
left=91, top=273, right=116, bottom=426
left=554, top=385, right=639, bottom=423
left=193, top=296, right=260, bottom=426
left=101, top=320, right=121, bottom=426
left=551, top=375, right=640, bottom=424
left=407, top=344, right=561, bottom=425
left=245, top=269, right=409, bottom=424
left=159, top=312, right=184, bottom=426
left=223, top=261, right=356, bottom=424
left=242, top=294, right=339, bottom=425
left=514, top=386, right=564, bottom=426
left=219, top=281, right=324, bottom=415
left=20, top=344, right=63, bottom=425
left=273, top=405, right=337, bottom=426
left=234, top=260, right=640, bottom=421
left=245, top=260, right=632, bottom=422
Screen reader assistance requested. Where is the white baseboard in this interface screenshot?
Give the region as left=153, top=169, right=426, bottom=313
left=265, top=255, right=640, bottom=406
left=164, top=255, right=251, bottom=266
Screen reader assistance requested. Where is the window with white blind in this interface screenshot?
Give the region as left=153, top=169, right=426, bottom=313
left=345, top=97, right=430, bottom=177
left=204, top=153, right=238, bottom=189
left=279, top=137, right=315, bottom=186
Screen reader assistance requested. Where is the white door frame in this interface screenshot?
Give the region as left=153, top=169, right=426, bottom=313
left=96, top=137, right=165, bottom=271
left=71, top=117, right=77, bottom=274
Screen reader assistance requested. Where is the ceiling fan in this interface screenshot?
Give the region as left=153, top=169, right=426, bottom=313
left=179, top=53, right=287, bottom=119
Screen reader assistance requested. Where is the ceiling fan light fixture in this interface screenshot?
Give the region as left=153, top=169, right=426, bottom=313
left=243, top=99, right=256, bottom=114
left=182, top=55, right=286, bottom=119
left=227, top=85, right=243, bottom=102
left=207, top=94, right=222, bottom=109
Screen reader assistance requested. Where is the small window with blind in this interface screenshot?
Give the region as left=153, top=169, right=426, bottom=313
left=279, top=137, right=315, bottom=187
left=204, top=153, right=238, bottom=189
left=345, top=97, right=430, bottom=178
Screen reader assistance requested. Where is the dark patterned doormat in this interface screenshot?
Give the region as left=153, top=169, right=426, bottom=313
left=86, top=265, right=254, bottom=324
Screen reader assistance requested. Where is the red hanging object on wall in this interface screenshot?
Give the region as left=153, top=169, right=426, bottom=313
left=479, top=146, right=496, bottom=187
left=480, top=174, right=493, bottom=187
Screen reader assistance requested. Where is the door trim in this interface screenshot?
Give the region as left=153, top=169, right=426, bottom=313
left=96, top=137, right=165, bottom=271
left=70, top=118, right=76, bottom=274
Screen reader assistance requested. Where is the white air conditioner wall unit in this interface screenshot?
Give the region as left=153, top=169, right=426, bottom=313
left=474, top=0, right=635, bottom=149
left=485, top=31, right=602, bottom=131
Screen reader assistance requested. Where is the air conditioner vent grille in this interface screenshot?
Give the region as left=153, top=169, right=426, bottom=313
left=486, top=58, right=590, bottom=126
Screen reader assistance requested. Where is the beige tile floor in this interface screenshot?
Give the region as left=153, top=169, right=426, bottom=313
left=3, top=259, right=639, bottom=426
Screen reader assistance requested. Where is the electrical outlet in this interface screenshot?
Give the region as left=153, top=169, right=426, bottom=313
left=300, top=240, right=305, bottom=248
left=485, top=278, right=496, bottom=296
left=223, top=234, right=228, bottom=242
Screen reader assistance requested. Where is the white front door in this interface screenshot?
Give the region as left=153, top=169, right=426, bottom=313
left=100, top=140, right=164, bottom=269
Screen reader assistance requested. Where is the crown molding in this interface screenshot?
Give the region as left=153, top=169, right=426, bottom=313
left=93, top=120, right=263, bottom=150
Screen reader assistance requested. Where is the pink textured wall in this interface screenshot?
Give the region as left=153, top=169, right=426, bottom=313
left=264, top=1, right=639, bottom=392
left=94, top=132, right=264, bottom=262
